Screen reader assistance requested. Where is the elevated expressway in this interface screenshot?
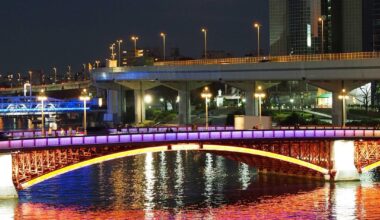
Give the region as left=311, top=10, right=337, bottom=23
left=92, top=52, right=380, bottom=125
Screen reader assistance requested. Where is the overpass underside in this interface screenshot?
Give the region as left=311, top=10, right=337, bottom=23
left=3, top=138, right=380, bottom=198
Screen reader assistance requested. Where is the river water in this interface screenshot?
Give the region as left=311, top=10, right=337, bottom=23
left=2, top=151, right=380, bottom=219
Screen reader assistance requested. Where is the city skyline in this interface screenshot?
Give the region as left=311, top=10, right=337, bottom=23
left=0, top=0, right=269, bottom=73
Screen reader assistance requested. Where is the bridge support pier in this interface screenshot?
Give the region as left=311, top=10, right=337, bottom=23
left=309, top=80, right=368, bottom=126
left=228, top=82, right=258, bottom=116
left=0, top=154, right=18, bottom=198
left=330, top=140, right=360, bottom=181
left=163, top=82, right=208, bottom=125
left=106, top=86, right=126, bottom=124
left=134, top=88, right=145, bottom=124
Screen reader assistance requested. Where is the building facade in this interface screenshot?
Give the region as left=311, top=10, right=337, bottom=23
left=269, top=0, right=376, bottom=55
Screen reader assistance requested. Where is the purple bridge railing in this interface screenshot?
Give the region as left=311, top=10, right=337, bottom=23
left=1, top=129, right=379, bottom=152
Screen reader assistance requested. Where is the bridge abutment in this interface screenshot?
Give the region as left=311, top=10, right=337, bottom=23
left=0, top=154, right=18, bottom=198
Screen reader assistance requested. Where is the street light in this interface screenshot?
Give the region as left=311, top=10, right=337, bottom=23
left=131, top=36, right=139, bottom=57
left=79, top=89, right=90, bottom=135
left=318, top=16, right=326, bottom=54
left=201, top=28, right=207, bottom=59
left=52, top=67, right=57, bottom=83
left=116, top=40, right=123, bottom=66
left=160, top=33, right=166, bottom=61
left=254, top=22, right=261, bottom=57
left=144, top=94, right=153, bottom=104
left=338, top=89, right=350, bottom=128
left=290, top=98, right=294, bottom=111
left=201, top=87, right=212, bottom=129
left=254, top=86, right=266, bottom=129
left=37, top=89, right=47, bottom=136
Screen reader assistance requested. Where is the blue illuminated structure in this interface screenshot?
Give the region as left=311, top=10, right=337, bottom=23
left=0, top=96, right=96, bottom=115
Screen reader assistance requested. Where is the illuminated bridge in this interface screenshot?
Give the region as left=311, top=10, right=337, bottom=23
left=0, top=80, right=91, bottom=95
left=92, top=52, right=380, bottom=126
left=0, top=96, right=94, bottom=116
left=1, top=128, right=380, bottom=198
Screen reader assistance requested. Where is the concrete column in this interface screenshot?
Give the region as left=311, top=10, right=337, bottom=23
left=227, top=82, right=257, bottom=116
left=134, top=88, right=145, bottom=124
left=0, top=154, right=18, bottom=198
left=245, top=87, right=257, bottom=116
left=178, top=86, right=191, bottom=125
left=332, top=92, right=343, bottom=126
left=329, top=140, right=360, bottom=181
left=162, top=82, right=208, bottom=125
left=106, top=86, right=126, bottom=124
left=309, top=80, right=368, bottom=126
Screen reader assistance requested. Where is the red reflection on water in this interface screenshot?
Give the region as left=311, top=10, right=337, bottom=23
left=14, top=184, right=380, bottom=219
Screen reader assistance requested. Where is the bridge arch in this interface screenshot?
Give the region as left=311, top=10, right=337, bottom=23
left=17, top=143, right=330, bottom=190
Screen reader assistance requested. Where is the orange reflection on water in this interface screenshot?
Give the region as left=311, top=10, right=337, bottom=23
left=13, top=183, right=380, bottom=219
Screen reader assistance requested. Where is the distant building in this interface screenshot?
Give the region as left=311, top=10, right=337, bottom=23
left=269, top=0, right=379, bottom=55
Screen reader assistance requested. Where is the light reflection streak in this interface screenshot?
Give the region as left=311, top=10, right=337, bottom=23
left=175, top=151, right=184, bottom=207
left=144, top=152, right=155, bottom=219
left=239, top=163, right=250, bottom=190
left=159, top=152, right=168, bottom=199
left=334, top=183, right=357, bottom=220
left=204, top=153, right=214, bottom=204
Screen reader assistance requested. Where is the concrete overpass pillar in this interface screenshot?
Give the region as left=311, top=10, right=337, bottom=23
left=115, top=81, right=161, bottom=125
left=178, top=87, right=191, bottom=125
left=329, top=140, right=360, bottom=181
left=332, top=92, right=343, bottom=126
left=227, top=82, right=258, bottom=116
left=162, top=82, right=209, bottom=125
left=309, top=80, right=368, bottom=126
left=0, top=154, right=18, bottom=198
left=134, top=88, right=145, bottom=124
left=106, top=86, right=126, bottom=124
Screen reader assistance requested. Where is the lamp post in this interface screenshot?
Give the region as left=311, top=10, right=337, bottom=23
left=254, top=22, right=261, bottom=57
left=290, top=98, right=294, bottom=111
left=131, top=36, right=139, bottom=57
left=28, top=70, right=32, bottom=84
left=116, top=40, right=123, bottom=66
left=37, top=89, right=47, bottom=136
left=201, top=87, right=212, bottom=129
left=318, top=16, right=326, bottom=54
left=201, top=28, right=207, bottom=59
left=52, top=67, right=57, bottom=83
left=338, top=89, right=349, bottom=128
left=160, top=32, right=166, bottom=61
left=254, top=86, right=266, bottom=129
left=79, top=89, right=90, bottom=135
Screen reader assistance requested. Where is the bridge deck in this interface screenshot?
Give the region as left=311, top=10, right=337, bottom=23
left=1, top=129, right=379, bottom=152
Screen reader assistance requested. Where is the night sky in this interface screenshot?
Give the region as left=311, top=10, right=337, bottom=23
left=0, top=0, right=268, bottom=74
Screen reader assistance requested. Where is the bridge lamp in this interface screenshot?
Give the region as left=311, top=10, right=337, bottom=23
left=79, top=89, right=91, bottom=135
left=37, top=89, right=48, bottom=136
left=253, top=22, right=261, bottom=57
left=160, top=33, right=166, bottom=61
left=201, top=28, right=207, bottom=59
left=338, top=89, right=350, bottom=128
left=254, top=86, right=266, bottom=129
left=131, top=36, right=139, bottom=57
left=201, top=87, right=212, bottom=129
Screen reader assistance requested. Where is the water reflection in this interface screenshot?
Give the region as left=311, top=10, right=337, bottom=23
left=13, top=152, right=380, bottom=219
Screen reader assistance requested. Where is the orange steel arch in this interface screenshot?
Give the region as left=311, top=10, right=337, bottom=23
left=20, top=144, right=329, bottom=189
